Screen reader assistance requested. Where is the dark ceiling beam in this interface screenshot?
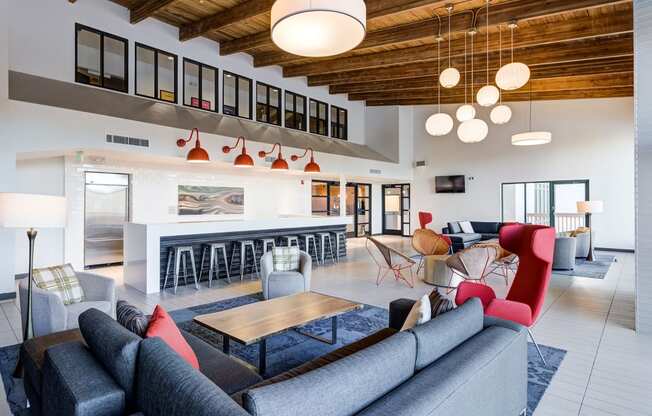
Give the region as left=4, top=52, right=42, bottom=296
left=130, top=0, right=177, bottom=24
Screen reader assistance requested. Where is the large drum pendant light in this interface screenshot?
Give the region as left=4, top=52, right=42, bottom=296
left=458, top=29, right=488, bottom=143
left=271, top=0, right=367, bottom=57
left=439, top=5, right=460, bottom=88
left=512, top=83, right=551, bottom=146
left=476, top=0, right=499, bottom=107
left=496, top=21, right=530, bottom=90
left=490, top=25, right=512, bottom=125
left=426, top=16, right=454, bottom=137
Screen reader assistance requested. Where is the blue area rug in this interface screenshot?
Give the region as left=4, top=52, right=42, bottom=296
left=0, top=293, right=565, bottom=415
left=553, top=253, right=616, bottom=279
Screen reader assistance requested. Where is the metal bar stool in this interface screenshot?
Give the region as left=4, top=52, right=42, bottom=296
left=332, top=231, right=347, bottom=263
left=164, top=246, right=199, bottom=294
left=281, top=236, right=299, bottom=247
left=200, top=242, right=230, bottom=286
left=301, top=234, right=320, bottom=265
left=260, top=238, right=276, bottom=254
left=230, top=240, right=259, bottom=280
left=317, top=232, right=336, bottom=264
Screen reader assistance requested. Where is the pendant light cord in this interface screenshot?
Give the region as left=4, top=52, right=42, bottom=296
left=498, top=25, right=502, bottom=104
left=437, top=31, right=441, bottom=112
left=471, top=30, right=474, bottom=105
left=464, top=32, right=467, bottom=104
left=486, top=0, right=489, bottom=86
left=511, top=25, right=514, bottom=63
left=448, top=10, right=452, bottom=68
left=529, top=81, right=533, bottom=130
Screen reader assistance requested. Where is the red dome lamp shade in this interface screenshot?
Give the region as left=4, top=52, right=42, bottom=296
left=258, top=143, right=289, bottom=171
left=176, top=128, right=210, bottom=163
left=222, top=136, right=254, bottom=168
left=290, top=148, right=321, bottom=173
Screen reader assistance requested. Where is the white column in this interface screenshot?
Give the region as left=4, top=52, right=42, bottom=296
left=635, top=0, right=652, bottom=333
left=339, top=176, right=347, bottom=218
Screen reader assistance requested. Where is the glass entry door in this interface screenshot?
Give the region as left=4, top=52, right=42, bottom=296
left=346, top=183, right=371, bottom=237
left=382, top=184, right=410, bottom=236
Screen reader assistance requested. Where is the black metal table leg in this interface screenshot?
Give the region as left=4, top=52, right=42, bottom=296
left=294, top=316, right=339, bottom=345
left=222, top=335, right=230, bottom=354
left=331, top=316, right=338, bottom=344
left=259, top=339, right=267, bottom=375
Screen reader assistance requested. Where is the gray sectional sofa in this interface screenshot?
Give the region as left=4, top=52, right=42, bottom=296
left=443, top=221, right=504, bottom=252
left=23, top=298, right=528, bottom=416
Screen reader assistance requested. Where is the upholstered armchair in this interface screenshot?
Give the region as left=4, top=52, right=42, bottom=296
left=19, top=271, right=115, bottom=337
left=260, top=251, right=312, bottom=300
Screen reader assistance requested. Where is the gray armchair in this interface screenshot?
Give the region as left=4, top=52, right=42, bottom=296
left=260, top=251, right=311, bottom=300
left=553, top=235, right=577, bottom=270
left=19, top=271, right=115, bottom=337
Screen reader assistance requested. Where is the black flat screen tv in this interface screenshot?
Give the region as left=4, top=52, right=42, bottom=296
left=435, top=175, right=466, bottom=193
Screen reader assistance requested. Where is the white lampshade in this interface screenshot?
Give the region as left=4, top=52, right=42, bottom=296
left=476, top=85, right=500, bottom=107
left=496, top=62, right=530, bottom=91
left=456, top=104, right=476, bottom=122
left=511, top=131, right=552, bottom=146
left=439, top=67, right=461, bottom=88
left=0, top=193, right=67, bottom=228
left=457, top=119, right=488, bottom=143
left=490, top=104, right=512, bottom=124
left=425, top=113, right=454, bottom=136
left=577, top=200, right=603, bottom=214
left=271, top=0, right=366, bottom=57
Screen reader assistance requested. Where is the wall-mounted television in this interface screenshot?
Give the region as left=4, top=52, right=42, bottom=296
left=435, top=175, right=466, bottom=193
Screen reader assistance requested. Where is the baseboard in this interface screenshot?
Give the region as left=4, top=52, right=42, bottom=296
left=595, top=247, right=634, bottom=253
left=0, top=292, right=16, bottom=301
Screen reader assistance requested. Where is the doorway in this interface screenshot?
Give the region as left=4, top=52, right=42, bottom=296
left=311, top=180, right=372, bottom=237
left=382, top=184, right=410, bottom=236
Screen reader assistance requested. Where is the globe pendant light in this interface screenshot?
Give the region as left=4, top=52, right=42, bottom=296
left=512, top=83, right=551, bottom=146
left=426, top=17, right=454, bottom=137
left=476, top=0, right=500, bottom=107
left=458, top=29, right=488, bottom=143
left=496, top=21, right=530, bottom=90
left=490, top=26, right=512, bottom=125
left=439, top=6, right=460, bottom=89
left=271, top=0, right=366, bottom=57
left=456, top=32, right=475, bottom=122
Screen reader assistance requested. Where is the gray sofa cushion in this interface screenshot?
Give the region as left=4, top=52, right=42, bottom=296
left=136, top=337, right=249, bottom=416
left=447, top=222, right=462, bottom=234
left=451, top=233, right=483, bottom=243
left=243, top=331, right=417, bottom=416
left=470, top=221, right=502, bottom=234
left=78, top=308, right=141, bottom=403
left=409, top=298, right=484, bottom=371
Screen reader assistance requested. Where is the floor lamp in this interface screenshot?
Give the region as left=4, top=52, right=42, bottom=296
left=577, top=200, right=603, bottom=262
left=0, top=193, right=67, bottom=377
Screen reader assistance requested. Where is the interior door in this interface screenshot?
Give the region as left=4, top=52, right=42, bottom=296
left=383, top=184, right=411, bottom=236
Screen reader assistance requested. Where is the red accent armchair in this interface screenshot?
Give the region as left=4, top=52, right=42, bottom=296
left=418, top=211, right=433, bottom=229
left=455, top=223, right=555, bottom=365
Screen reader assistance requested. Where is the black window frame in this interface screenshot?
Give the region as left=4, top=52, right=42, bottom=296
left=134, top=42, right=178, bottom=104
left=75, top=23, right=129, bottom=93
left=309, top=98, right=329, bottom=136
left=255, top=82, right=282, bottom=126
left=331, top=105, right=348, bottom=140
left=222, top=71, right=253, bottom=120
left=284, top=90, right=307, bottom=131
left=182, top=58, right=219, bottom=113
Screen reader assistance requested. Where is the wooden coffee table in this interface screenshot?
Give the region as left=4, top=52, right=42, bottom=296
left=193, top=292, right=363, bottom=374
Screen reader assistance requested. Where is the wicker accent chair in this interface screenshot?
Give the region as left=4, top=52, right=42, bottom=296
left=411, top=229, right=452, bottom=274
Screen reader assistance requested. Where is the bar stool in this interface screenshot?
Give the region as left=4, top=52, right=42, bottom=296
left=200, top=242, right=230, bottom=286
left=301, top=234, right=320, bottom=265
left=281, top=236, right=299, bottom=247
left=164, top=246, right=199, bottom=294
left=332, top=231, right=347, bottom=263
left=317, top=232, right=336, bottom=264
left=230, top=240, right=259, bottom=280
left=260, top=238, right=276, bottom=254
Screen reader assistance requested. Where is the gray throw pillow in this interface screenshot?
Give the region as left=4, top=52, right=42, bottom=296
left=117, top=300, right=149, bottom=338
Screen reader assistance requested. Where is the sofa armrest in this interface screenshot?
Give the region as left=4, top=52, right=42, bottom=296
left=42, top=341, right=125, bottom=416
left=19, top=279, right=67, bottom=337
left=77, top=272, right=115, bottom=303
left=389, top=298, right=416, bottom=330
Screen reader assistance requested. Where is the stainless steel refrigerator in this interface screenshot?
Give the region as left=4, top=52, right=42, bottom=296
left=84, top=172, right=130, bottom=268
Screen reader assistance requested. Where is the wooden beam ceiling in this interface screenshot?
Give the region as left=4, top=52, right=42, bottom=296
left=130, top=0, right=177, bottom=24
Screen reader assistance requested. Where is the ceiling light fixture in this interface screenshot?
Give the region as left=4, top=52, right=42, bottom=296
left=496, top=20, right=530, bottom=91
left=290, top=148, right=321, bottom=173
left=258, top=143, right=289, bottom=170
left=222, top=136, right=254, bottom=168
left=512, top=82, right=551, bottom=146
left=476, top=0, right=499, bottom=107
left=426, top=13, right=454, bottom=137
left=458, top=26, right=489, bottom=143
left=456, top=31, right=476, bottom=122
left=491, top=25, right=512, bottom=124
left=271, top=0, right=366, bottom=57
left=176, top=128, right=210, bottom=163
left=439, top=4, right=460, bottom=89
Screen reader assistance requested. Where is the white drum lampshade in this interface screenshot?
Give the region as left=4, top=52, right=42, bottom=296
left=490, top=104, right=512, bottom=124
left=511, top=131, right=552, bottom=146
left=425, top=113, right=454, bottom=136
left=476, top=85, right=500, bottom=107
left=439, top=67, right=461, bottom=88
left=0, top=193, right=67, bottom=229
left=271, top=0, right=367, bottom=57
left=496, top=62, right=530, bottom=90
left=457, top=119, right=488, bottom=143
left=577, top=200, right=604, bottom=214
left=456, top=104, right=476, bottom=122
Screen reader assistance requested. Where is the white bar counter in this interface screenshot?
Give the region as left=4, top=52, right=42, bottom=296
left=124, top=216, right=352, bottom=294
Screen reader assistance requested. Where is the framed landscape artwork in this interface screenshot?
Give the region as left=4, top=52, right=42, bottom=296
left=178, top=185, right=244, bottom=216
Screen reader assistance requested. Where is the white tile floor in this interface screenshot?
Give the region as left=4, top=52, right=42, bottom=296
left=0, top=236, right=649, bottom=415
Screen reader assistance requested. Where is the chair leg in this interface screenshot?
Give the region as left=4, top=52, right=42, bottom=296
left=312, top=238, right=320, bottom=265
left=527, top=328, right=548, bottom=367
left=221, top=247, right=231, bottom=284
left=189, top=251, right=199, bottom=290
left=251, top=244, right=259, bottom=279
left=208, top=248, right=215, bottom=288
left=416, top=256, right=424, bottom=275
left=240, top=244, right=245, bottom=281
left=174, top=252, right=181, bottom=294
left=164, top=250, right=172, bottom=291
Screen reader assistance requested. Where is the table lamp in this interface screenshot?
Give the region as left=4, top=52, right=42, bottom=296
left=576, top=200, right=603, bottom=261
left=0, top=193, right=66, bottom=376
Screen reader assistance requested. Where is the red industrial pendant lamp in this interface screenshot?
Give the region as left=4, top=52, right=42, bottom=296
left=258, top=143, right=289, bottom=170
left=222, top=136, right=254, bottom=168
left=176, top=128, right=209, bottom=163
left=291, top=148, right=320, bottom=173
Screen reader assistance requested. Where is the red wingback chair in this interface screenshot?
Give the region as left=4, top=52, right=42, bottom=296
left=455, top=223, right=555, bottom=365
left=418, top=211, right=433, bottom=229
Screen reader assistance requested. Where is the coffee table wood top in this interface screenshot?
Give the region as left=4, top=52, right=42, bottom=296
left=193, top=292, right=363, bottom=345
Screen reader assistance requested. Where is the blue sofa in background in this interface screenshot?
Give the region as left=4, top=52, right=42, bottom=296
left=443, top=221, right=504, bottom=252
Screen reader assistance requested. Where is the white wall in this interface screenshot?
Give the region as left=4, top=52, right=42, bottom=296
left=411, top=97, right=635, bottom=250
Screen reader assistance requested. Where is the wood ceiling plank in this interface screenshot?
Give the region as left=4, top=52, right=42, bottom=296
left=130, top=0, right=178, bottom=24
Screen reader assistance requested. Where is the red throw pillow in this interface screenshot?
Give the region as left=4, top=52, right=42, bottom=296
left=145, top=305, right=199, bottom=369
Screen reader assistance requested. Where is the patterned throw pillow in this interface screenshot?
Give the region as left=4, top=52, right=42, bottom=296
left=32, top=264, right=85, bottom=305
left=272, top=246, right=300, bottom=272
left=428, top=289, right=455, bottom=317
left=116, top=300, right=149, bottom=338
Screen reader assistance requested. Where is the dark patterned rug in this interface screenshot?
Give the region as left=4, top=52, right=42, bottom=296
left=0, top=293, right=565, bottom=415
left=553, top=253, right=616, bottom=279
